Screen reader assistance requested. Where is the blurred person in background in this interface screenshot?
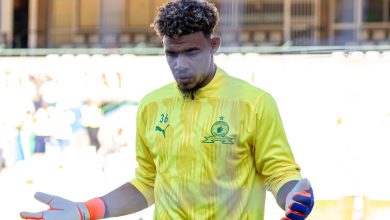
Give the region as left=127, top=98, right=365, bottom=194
left=98, top=126, right=133, bottom=176
left=50, top=104, right=76, bottom=152
left=0, top=122, right=13, bottom=169
left=21, top=0, right=314, bottom=220
left=111, top=127, right=128, bottom=150
left=80, top=98, right=103, bottom=152
left=100, top=127, right=130, bottom=156
left=33, top=102, right=53, bottom=154
left=0, top=148, right=4, bottom=171
left=17, top=110, right=35, bottom=160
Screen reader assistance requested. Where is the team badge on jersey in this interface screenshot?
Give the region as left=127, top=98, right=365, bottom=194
left=203, top=116, right=234, bottom=144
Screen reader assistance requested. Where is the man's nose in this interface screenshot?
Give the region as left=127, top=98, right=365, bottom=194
left=175, top=54, right=189, bottom=69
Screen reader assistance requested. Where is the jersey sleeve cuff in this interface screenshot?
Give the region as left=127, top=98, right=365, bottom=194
left=271, top=174, right=302, bottom=198
left=130, top=179, right=155, bottom=206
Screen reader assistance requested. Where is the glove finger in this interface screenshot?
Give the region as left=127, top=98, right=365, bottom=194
left=293, top=192, right=314, bottom=206
left=34, top=192, right=56, bottom=205
left=20, top=211, right=44, bottom=219
left=48, top=197, right=73, bottom=210
left=43, top=210, right=67, bottom=220
left=286, top=210, right=306, bottom=220
left=290, top=202, right=311, bottom=215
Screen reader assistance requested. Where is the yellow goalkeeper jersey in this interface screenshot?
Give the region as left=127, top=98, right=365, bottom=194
left=130, top=67, right=301, bottom=220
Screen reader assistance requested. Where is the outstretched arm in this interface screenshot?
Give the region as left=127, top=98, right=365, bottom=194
left=20, top=182, right=148, bottom=220
left=101, top=182, right=147, bottom=218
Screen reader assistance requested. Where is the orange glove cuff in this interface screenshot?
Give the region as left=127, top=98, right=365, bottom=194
left=84, top=197, right=105, bottom=220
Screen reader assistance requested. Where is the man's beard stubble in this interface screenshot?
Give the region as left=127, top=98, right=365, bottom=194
left=178, top=85, right=200, bottom=100
left=177, top=69, right=215, bottom=100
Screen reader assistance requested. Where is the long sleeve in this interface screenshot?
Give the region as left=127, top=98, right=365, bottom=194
left=253, top=94, right=302, bottom=197
left=130, top=104, right=156, bottom=206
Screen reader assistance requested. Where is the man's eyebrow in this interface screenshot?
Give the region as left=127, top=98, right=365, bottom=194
left=184, top=47, right=200, bottom=52
left=165, top=47, right=200, bottom=53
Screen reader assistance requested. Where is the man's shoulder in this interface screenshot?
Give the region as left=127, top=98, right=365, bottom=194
left=139, top=82, right=177, bottom=106
left=223, top=73, right=268, bottom=99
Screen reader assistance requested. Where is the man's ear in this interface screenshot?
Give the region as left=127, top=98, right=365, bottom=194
left=211, top=35, right=221, bottom=54
left=161, top=35, right=167, bottom=48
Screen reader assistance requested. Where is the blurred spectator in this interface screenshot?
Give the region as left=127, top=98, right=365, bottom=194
left=18, top=110, right=35, bottom=160
left=50, top=104, right=76, bottom=152
left=33, top=102, right=53, bottom=153
left=80, top=99, right=102, bottom=152
left=0, top=148, right=4, bottom=171
left=0, top=122, right=18, bottom=167
left=102, top=127, right=129, bottom=155
left=112, top=127, right=128, bottom=149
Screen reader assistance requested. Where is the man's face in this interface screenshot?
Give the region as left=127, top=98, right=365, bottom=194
left=163, top=32, right=220, bottom=97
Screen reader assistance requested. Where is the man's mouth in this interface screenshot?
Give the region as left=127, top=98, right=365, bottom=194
left=178, top=78, right=192, bottom=85
left=177, top=74, right=193, bottom=84
left=177, top=74, right=192, bottom=80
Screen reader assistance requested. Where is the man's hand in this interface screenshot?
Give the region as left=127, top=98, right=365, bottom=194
left=282, top=178, right=314, bottom=220
left=20, top=192, right=89, bottom=220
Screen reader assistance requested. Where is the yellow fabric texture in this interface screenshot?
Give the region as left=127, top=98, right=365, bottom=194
left=130, top=67, right=301, bottom=219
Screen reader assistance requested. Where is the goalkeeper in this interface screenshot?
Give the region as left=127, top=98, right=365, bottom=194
left=21, top=0, right=314, bottom=219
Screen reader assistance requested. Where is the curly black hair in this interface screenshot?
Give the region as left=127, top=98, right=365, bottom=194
left=152, top=0, right=219, bottom=39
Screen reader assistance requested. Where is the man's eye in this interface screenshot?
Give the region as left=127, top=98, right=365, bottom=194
left=166, top=52, right=178, bottom=57
left=186, top=50, right=199, bottom=56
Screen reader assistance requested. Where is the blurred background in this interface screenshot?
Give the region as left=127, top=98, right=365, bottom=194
left=0, top=0, right=390, bottom=219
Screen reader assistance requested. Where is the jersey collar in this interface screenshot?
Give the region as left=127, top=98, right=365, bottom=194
left=194, top=66, right=227, bottom=99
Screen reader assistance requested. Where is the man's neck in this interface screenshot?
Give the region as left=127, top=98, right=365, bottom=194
left=198, top=63, right=217, bottom=89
